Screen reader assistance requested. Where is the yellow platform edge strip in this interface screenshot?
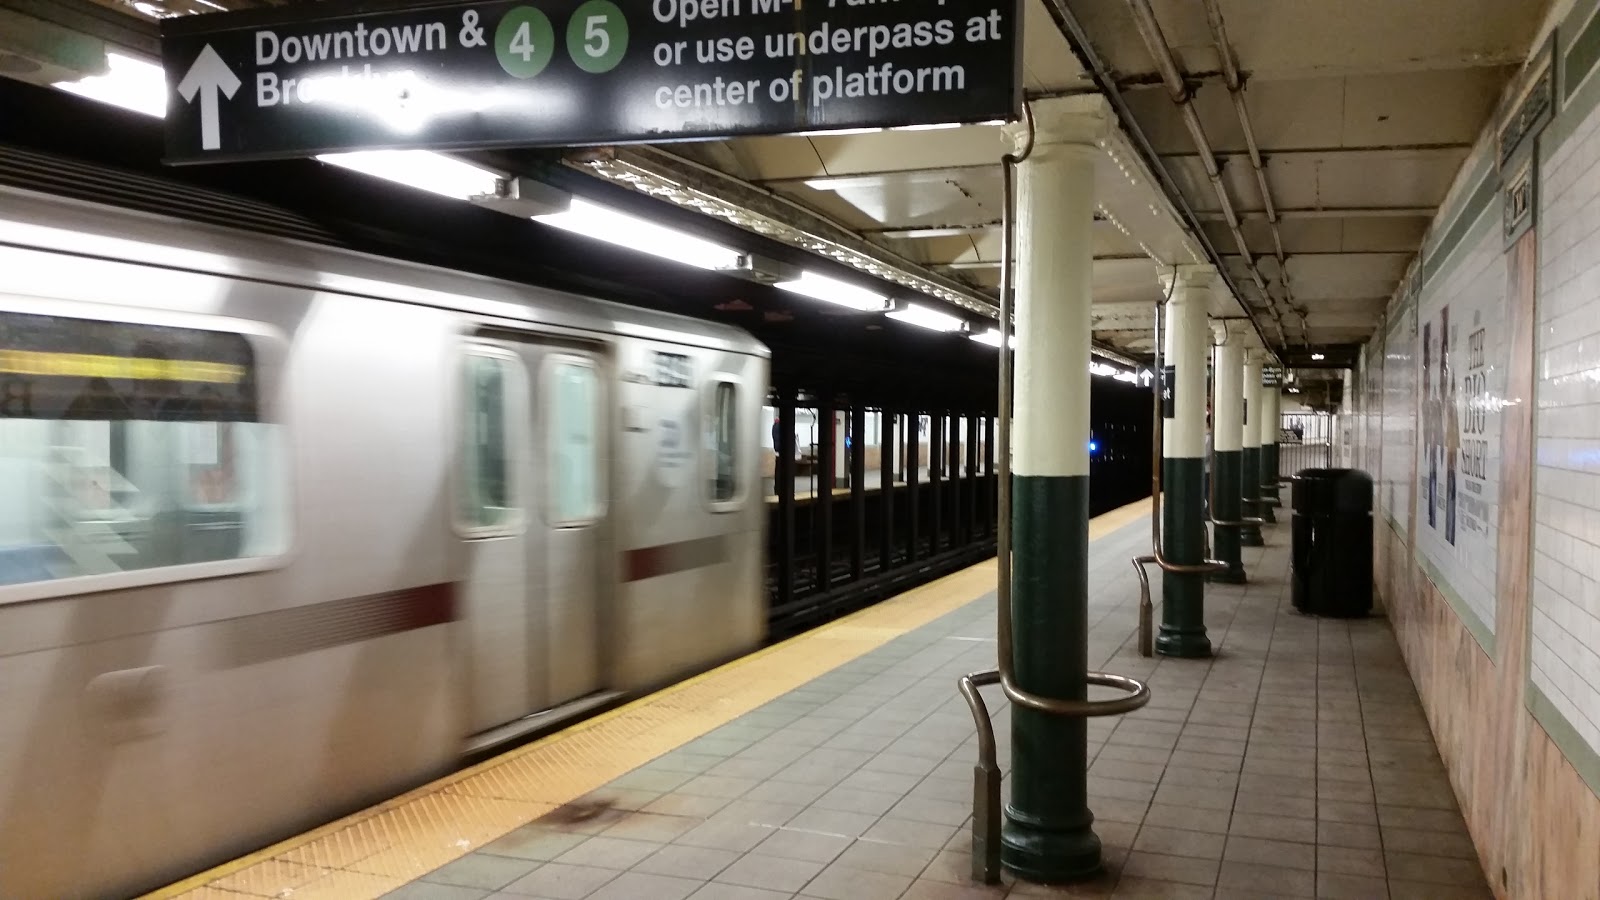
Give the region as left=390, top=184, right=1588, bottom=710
left=144, top=498, right=1151, bottom=900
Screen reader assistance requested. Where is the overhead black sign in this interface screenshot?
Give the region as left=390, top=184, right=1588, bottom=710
left=159, top=0, right=1023, bottom=163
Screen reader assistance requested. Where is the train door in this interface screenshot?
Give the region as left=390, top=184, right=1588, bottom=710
left=525, top=345, right=606, bottom=706
left=457, top=336, right=609, bottom=737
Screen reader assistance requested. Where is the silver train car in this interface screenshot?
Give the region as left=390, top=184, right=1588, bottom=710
left=0, top=184, right=769, bottom=899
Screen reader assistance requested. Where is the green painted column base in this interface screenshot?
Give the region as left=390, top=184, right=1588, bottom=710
left=1005, top=473, right=1101, bottom=883
left=1157, top=457, right=1210, bottom=658
left=1259, top=500, right=1277, bottom=524
left=1262, top=444, right=1282, bottom=511
left=1210, top=449, right=1246, bottom=583
left=1240, top=447, right=1263, bottom=546
left=1241, top=522, right=1265, bottom=546
left=1209, top=565, right=1248, bottom=585
left=1002, top=807, right=1102, bottom=883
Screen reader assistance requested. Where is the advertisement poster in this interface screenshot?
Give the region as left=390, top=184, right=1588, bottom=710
left=1382, top=305, right=1416, bottom=538
left=1415, top=275, right=1506, bottom=644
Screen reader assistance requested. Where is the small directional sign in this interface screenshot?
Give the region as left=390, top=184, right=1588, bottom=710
left=1161, top=365, right=1176, bottom=419
left=159, top=0, right=1022, bottom=163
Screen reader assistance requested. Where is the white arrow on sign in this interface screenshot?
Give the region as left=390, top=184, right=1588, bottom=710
left=177, top=44, right=241, bottom=152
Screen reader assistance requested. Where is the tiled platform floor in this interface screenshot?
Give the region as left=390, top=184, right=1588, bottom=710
left=384, top=516, right=1491, bottom=900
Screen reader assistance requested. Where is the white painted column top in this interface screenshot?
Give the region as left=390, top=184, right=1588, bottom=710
left=1213, top=325, right=1244, bottom=454
left=1161, top=265, right=1214, bottom=461
left=1006, top=95, right=1112, bottom=479
left=1260, top=376, right=1280, bottom=446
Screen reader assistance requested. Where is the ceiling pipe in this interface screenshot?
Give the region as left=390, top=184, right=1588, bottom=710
left=1035, top=0, right=1280, bottom=367
left=1122, top=0, right=1291, bottom=348
left=1201, top=0, right=1309, bottom=346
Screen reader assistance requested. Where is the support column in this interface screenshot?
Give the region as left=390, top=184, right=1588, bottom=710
left=1156, top=266, right=1212, bottom=658
left=1210, top=326, right=1247, bottom=582
left=1241, top=352, right=1264, bottom=546
left=1003, top=95, right=1110, bottom=883
left=1259, top=374, right=1281, bottom=517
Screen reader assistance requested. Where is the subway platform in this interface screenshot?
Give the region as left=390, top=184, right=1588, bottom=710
left=149, top=501, right=1491, bottom=900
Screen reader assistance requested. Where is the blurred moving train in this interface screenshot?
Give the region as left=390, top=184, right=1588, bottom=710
left=0, top=183, right=769, bottom=899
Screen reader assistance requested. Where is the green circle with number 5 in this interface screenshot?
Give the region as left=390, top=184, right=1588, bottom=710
left=496, top=6, right=555, bottom=78
left=566, top=0, right=628, bottom=73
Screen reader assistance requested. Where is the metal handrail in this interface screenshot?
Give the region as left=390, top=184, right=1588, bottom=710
left=957, top=668, right=1149, bottom=883
left=957, top=100, right=1152, bottom=885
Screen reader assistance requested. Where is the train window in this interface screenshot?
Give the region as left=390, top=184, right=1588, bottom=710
left=459, top=350, right=519, bottom=532
left=0, top=309, right=286, bottom=589
left=708, top=379, right=738, bottom=505
left=547, top=358, right=601, bottom=525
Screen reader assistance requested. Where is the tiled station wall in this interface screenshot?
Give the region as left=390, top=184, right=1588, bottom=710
left=1351, top=2, right=1600, bottom=897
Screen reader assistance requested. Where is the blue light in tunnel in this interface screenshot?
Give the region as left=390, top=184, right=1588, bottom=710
left=1088, top=440, right=1099, bottom=454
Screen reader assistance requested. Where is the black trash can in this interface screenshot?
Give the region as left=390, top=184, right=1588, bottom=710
left=1291, top=468, right=1373, bottom=617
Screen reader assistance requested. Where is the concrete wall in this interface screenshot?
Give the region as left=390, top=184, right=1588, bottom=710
left=1356, top=3, right=1600, bottom=896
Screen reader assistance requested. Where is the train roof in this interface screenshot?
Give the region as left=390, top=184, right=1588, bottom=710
left=0, top=148, right=768, bottom=359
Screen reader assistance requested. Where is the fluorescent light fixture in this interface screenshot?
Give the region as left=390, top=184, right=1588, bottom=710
left=1311, top=353, right=1326, bottom=361
left=317, top=151, right=502, bottom=201
left=880, top=227, right=990, bottom=240
left=534, top=198, right=741, bottom=271
left=53, top=52, right=167, bottom=118
left=1289, top=387, right=1301, bottom=393
left=1090, top=362, right=1143, bottom=384
left=775, top=272, right=887, bottom=311
left=886, top=302, right=964, bottom=332
left=796, top=120, right=997, bottom=139
left=969, top=329, right=1014, bottom=348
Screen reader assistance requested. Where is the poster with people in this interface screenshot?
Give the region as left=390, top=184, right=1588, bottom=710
left=1415, top=266, right=1506, bottom=645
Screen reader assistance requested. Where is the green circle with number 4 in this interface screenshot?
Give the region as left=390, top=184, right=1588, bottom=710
left=566, top=0, right=628, bottom=73
left=496, top=6, right=555, bottom=78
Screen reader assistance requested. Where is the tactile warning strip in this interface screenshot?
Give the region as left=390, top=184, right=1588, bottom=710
left=144, top=499, right=1150, bottom=900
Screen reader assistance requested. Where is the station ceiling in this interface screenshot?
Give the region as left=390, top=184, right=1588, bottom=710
left=0, top=0, right=1558, bottom=372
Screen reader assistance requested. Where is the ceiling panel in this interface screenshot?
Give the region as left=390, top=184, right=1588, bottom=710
left=1068, top=0, right=1545, bottom=80
left=1205, top=219, right=1347, bottom=255
left=1092, top=257, right=1164, bottom=304
left=768, top=184, right=885, bottom=231
left=1269, top=151, right=1466, bottom=209
left=967, top=229, right=1003, bottom=263
left=1199, top=78, right=1350, bottom=152
left=791, top=169, right=1002, bottom=230
left=1340, top=217, right=1429, bottom=252
left=964, top=269, right=1001, bottom=289
left=1022, top=0, right=1091, bottom=91
left=1283, top=254, right=1408, bottom=300
left=1340, top=67, right=1512, bottom=147
left=722, top=135, right=826, bottom=181
left=805, top=127, right=1008, bottom=176
left=1091, top=220, right=1153, bottom=258
left=903, top=234, right=987, bottom=266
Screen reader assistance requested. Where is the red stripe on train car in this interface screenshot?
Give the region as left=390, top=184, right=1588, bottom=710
left=622, top=535, right=729, bottom=583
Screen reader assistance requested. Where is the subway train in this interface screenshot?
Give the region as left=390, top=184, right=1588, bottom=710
left=0, top=183, right=770, bottom=899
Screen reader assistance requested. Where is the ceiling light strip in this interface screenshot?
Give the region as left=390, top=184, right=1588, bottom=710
left=564, top=150, right=996, bottom=317
left=566, top=151, right=1138, bottom=366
